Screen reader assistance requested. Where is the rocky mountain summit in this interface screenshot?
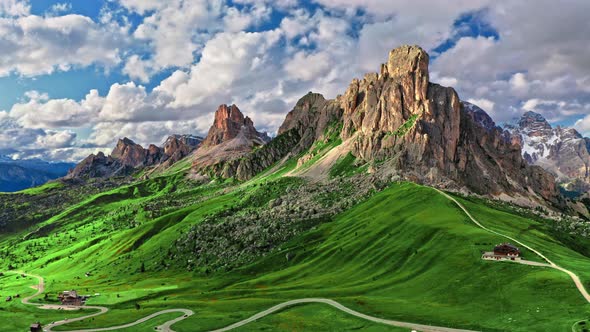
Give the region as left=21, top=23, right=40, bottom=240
left=67, top=135, right=202, bottom=179
left=191, top=104, right=271, bottom=174
left=205, top=45, right=559, bottom=206
left=505, top=111, right=590, bottom=193
left=201, top=104, right=269, bottom=147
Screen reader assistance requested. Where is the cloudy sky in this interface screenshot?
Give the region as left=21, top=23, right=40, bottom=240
left=0, top=0, right=589, bottom=162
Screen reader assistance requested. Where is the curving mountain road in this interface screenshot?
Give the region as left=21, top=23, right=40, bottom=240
left=4, top=271, right=193, bottom=332
left=46, top=308, right=194, bottom=332
left=5, top=271, right=477, bottom=332
left=209, top=298, right=476, bottom=332
left=434, top=188, right=590, bottom=303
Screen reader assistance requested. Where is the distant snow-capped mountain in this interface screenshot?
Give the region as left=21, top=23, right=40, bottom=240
left=504, top=111, right=590, bottom=193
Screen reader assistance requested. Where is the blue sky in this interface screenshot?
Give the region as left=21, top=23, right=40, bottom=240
left=0, top=0, right=589, bottom=161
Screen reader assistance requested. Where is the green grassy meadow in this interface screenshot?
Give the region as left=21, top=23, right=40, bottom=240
left=1, top=172, right=590, bottom=331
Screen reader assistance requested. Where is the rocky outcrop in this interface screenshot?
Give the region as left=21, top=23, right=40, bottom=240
left=462, top=102, right=496, bottom=131
left=278, top=92, right=343, bottom=152
left=109, top=138, right=157, bottom=168
left=161, top=135, right=203, bottom=165
left=67, top=135, right=202, bottom=179
left=202, top=104, right=269, bottom=147
left=66, top=151, right=127, bottom=179
left=505, top=111, right=590, bottom=194
left=456, top=104, right=558, bottom=200
left=191, top=104, right=271, bottom=173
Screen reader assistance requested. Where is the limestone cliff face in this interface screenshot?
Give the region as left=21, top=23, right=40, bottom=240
left=328, top=45, right=557, bottom=202
left=456, top=105, right=557, bottom=200
left=206, top=45, right=559, bottom=204
left=110, top=138, right=150, bottom=168
left=161, top=135, right=203, bottom=165
left=278, top=92, right=343, bottom=152
left=338, top=46, right=459, bottom=168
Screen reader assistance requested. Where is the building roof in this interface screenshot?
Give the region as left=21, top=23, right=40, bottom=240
left=494, top=243, right=520, bottom=254
left=60, top=290, right=78, bottom=297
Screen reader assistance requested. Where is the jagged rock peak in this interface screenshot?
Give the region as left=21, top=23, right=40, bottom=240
left=67, top=133, right=204, bottom=179
left=214, top=104, right=245, bottom=128
left=295, top=92, right=326, bottom=107
left=164, top=134, right=203, bottom=150
left=110, top=137, right=148, bottom=166
left=278, top=92, right=328, bottom=136
left=519, top=111, right=552, bottom=131
left=200, top=44, right=559, bottom=206
left=504, top=110, right=590, bottom=192
left=112, top=137, right=140, bottom=154
left=202, top=104, right=269, bottom=147
left=162, top=134, right=202, bottom=160
left=202, top=104, right=246, bottom=146
left=385, top=45, right=429, bottom=78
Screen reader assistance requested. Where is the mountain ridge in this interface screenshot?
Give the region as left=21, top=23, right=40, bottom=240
left=198, top=45, right=560, bottom=207
left=66, top=134, right=203, bottom=179
left=60, top=45, right=569, bottom=210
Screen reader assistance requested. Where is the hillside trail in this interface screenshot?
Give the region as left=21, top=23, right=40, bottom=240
left=3, top=271, right=478, bottom=332
left=434, top=188, right=590, bottom=303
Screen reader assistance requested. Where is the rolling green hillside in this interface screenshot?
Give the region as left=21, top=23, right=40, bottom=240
left=2, top=171, right=590, bottom=331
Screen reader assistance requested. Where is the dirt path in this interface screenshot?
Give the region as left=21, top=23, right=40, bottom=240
left=434, top=188, right=590, bottom=303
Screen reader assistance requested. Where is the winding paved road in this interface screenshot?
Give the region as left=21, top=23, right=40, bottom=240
left=210, top=298, right=476, bottom=332
left=46, top=308, right=194, bottom=332
left=434, top=188, right=590, bottom=303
